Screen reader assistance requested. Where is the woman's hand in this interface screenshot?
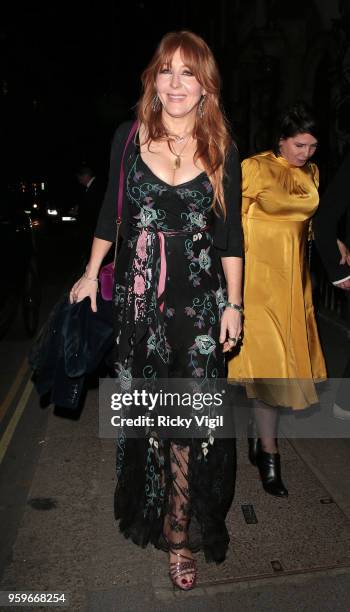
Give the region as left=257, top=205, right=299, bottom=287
left=219, top=307, right=242, bottom=353
left=69, top=272, right=99, bottom=312
left=337, top=239, right=350, bottom=266
left=69, top=238, right=113, bottom=311
left=220, top=257, right=243, bottom=352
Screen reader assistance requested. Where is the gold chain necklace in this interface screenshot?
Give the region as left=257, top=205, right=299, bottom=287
left=171, top=135, right=192, bottom=170
left=168, top=132, right=191, bottom=143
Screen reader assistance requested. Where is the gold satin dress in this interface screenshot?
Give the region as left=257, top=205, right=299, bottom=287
left=228, top=151, right=327, bottom=409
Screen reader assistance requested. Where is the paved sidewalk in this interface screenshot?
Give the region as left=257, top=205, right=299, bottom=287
left=1, top=392, right=350, bottom=611
left=1, top=316, right=350, bottom=611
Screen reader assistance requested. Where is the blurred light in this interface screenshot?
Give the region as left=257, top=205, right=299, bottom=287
left=47, top=209, right=58, bottom=216
left=62, top=216, right=77, bottom=222
left=24, top=210, right=31, bottom=214
left=31, top=220, right=40, bottom=228
left=33, top=203, right=38, bottom=209
left=41, top=182, right=45, bottom=190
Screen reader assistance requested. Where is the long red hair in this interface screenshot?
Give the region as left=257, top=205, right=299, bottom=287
left=137, top=31, right=233, bottom=217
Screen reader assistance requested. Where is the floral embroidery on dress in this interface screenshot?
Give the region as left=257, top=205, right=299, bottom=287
left=194, top=334, right=216, bottom=355
left=113, top=147, right=236, bottom=561
left=214, top=286, right=227, bottom=311
left=188, top=327, right=217, bottom=379
left=184, top=236, right=214, bottom=287
left=146, top=325, right=171, bottom=362
left=114, top=284, right=126, bottom=324
left=184, top=293, right=216, bottom=331
left=127, top=157, right=169, bottom=232
left=144, top=435, right=165, bottom=518
left=116, top=429, right=126, bottom=479
left=116, top=364, right=133, bottom=390
left=177, top=181, right=212, bottom=211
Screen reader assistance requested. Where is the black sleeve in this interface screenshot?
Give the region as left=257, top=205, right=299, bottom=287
left=313, top=153, right=350, bottom=282
left=213, top=144, right=244, bottom=258
left=94, top=121, right=133, bottom=242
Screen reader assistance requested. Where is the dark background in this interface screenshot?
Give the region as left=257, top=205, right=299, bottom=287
left=2, top=0, right=350, bottom=187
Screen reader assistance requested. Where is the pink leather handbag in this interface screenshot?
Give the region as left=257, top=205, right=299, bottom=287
left=99, top=121, right=138, bottom=300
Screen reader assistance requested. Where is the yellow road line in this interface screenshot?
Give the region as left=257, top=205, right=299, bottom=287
left=0, top=379, right=33, bottom=465
left=0, top=358, right=29, bottom=423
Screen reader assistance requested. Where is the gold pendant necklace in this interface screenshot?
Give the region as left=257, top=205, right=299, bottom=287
left=173, top=155, right=181, bottom=170
left=172, top=136, right=192, bottom=170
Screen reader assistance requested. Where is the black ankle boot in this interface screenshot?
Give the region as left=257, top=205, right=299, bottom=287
left=247, top=419, right=259, bottom=466
left=255, top=440, right=288, bottom=497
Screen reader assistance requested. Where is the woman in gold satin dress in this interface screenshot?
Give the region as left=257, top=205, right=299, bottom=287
left=228, top=103, right=327, bottom=497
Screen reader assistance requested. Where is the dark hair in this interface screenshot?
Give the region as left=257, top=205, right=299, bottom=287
left=273, top=102, right=319, bottom=156
left=76, top=164, right=94, bottom=178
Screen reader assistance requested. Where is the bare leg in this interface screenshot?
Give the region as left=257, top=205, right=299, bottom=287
left=163, top=442, right=196, bottom=589
left=253, top=399, right=278, bottom=453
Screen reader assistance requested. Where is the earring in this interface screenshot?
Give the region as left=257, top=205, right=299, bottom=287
left=198, top=96, right=206, bottom=119
left=152, top=94, right=161, bottom=112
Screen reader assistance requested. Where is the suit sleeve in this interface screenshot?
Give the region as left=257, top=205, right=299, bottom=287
left=313, top=153, right=350, bottom=282
left=214, top=145, right=244, bottom=258
left=94, top=122, right=132, bottom=242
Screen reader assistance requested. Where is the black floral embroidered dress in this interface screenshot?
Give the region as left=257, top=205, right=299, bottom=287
left=94, top=122, right=243, bottom=563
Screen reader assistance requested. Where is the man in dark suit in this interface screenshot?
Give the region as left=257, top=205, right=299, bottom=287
left=314, top=153, right=350, bottom=288
left=314, top=152, right=350, bottom=419
left=76, top=164, right=105, bottom=261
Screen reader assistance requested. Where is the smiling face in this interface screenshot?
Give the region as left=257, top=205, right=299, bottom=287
left=155, top=47, right=205, bottom=120
left=279, top=132, right=318, bottom=167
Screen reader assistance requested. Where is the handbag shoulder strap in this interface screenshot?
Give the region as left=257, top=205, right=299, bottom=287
left=117, top=120, right=139, bottom=223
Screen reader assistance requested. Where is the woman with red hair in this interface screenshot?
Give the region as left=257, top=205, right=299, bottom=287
left=70, top=31, right=243, bottom=589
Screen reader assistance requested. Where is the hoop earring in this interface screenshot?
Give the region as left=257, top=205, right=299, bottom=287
left=198, top=96, right=206, bottom=119
left=152, top=94, right=161, bottom=112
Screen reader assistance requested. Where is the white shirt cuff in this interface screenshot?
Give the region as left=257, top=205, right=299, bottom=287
left=333, top=275, right=350, bottom=285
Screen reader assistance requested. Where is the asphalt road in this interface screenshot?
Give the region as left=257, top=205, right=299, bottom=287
left=0, top=220, right=84, bottom=580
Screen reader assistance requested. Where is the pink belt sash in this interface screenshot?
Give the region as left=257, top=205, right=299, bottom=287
left=135, top=225, right=210, bottom=314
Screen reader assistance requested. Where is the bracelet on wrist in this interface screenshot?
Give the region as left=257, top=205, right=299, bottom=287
left=83, top=271, right=99, bottom=283
left=225, top=302, right=243, bottom=315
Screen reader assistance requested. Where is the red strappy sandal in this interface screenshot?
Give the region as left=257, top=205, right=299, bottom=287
left=168, top=545, right=197, bottom=590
